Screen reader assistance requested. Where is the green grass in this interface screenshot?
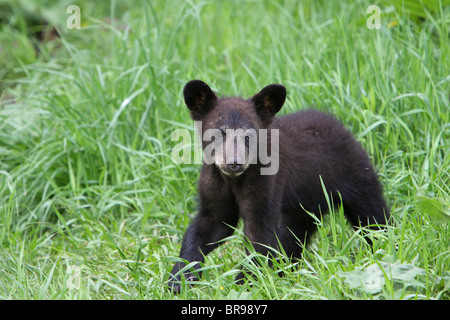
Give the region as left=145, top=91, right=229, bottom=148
left=0, top=0, right=449, bottom=300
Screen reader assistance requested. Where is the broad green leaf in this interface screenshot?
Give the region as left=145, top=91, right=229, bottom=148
left=416, top=196, right=450, bottom=223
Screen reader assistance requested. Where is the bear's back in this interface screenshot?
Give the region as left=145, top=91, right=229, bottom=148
left=273, top=109, right=372, bottom=201
left=274, top=109, right=356, bottom=151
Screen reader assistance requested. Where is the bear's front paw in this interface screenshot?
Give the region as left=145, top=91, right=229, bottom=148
left=168, top=272, right=199, bottom=293
left=169, top=280, right=182, bottom=294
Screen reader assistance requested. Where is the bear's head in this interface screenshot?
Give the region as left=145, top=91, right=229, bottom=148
left=183, top=80, right=286, bottom=178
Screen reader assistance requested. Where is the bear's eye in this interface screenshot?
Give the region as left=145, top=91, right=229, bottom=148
left=245, top=135, right=250, bottom=147
left=219, top=129, right=226, bottom=138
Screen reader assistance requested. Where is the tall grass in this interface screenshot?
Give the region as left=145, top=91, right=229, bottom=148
left=0, top=0, right=448, bottom=299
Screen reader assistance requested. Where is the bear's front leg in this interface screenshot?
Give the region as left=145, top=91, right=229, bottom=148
left=235, top=195, right=281, bottom=284
left=169, top=205, right=238, bottom=293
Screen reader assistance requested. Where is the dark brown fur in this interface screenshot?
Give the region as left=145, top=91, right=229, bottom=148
left=169, top=80, right=389, bottom=292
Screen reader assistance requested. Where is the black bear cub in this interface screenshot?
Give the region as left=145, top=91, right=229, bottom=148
left=169, top=80, right=389, bottom=292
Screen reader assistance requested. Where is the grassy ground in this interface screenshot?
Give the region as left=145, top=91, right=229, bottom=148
left=0, top=0, right=449, bottom=300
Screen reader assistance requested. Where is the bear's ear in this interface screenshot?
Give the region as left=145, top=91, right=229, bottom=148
left=251, top=84, right=286, bottom=123
left=183, top=80, right=218, bottom=120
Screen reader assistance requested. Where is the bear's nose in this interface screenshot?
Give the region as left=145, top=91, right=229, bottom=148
left=227, top=161, right=243, bottom=172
